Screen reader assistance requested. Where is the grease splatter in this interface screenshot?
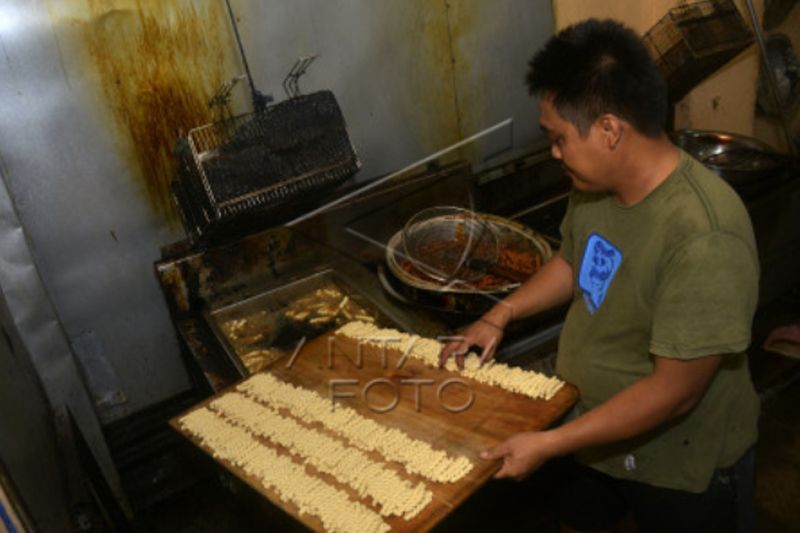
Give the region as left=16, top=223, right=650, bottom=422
left=80, top=0, right=239, bottom=223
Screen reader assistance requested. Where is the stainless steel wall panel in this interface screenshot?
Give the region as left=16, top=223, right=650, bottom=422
left=0, top=160, right=129, bottom=516
left=0, top=286, right=72, bottom=533
left=233, top=0, right=554, bottom=180
left=447, top=0, right=553, bottom=157
left=0, top=0, right=240, bottom=418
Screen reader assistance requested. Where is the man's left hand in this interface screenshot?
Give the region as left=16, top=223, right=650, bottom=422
left=480, top=431, right=556, bottom=480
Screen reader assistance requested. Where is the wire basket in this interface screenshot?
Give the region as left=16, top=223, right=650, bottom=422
left=401, top=207, right=499, bottom=283
left=175, top=90, right=360, bottom=238
left=643, top=0, right=754, bottom=102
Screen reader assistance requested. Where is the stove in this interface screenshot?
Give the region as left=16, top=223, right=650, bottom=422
left=156, top=145, right=576, bottom=393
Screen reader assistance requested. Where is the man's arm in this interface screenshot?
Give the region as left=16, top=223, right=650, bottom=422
left=482, top=354, right=722, bottom=479
left=439, top=253, right=574, bottom=368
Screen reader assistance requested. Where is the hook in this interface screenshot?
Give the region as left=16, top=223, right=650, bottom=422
left=282, top=55, right=319, bottom=99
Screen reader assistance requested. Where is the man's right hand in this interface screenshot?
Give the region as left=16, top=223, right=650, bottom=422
left=439, top=311, right=509, bottom=370
left=439, top=253, right=574, bottom=370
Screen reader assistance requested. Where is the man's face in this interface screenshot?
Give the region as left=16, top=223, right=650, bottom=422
left=538, top=94, right=613, bottom=192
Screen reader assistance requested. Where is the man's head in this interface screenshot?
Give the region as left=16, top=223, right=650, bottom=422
left=527, top=19, right=667, bottom=137
left=526, top=19, right=668, bottom=191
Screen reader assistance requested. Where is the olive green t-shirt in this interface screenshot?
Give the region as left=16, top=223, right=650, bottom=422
left=556, top=149, right=760, bottom=493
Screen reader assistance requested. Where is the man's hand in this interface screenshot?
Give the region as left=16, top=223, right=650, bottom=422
left=480, top=431, right=557, bottom=480
left=488, top=354, right=724, bottom=479
left=439, top=313, right=507, bottom=369
left=439, top=254, right=574, bottom=369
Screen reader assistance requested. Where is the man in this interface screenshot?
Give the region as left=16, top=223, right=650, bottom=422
left=440, top=19, right=759, bottom=533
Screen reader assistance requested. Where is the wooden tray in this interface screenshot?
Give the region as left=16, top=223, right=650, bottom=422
left=171, top=332, right=578, bottom=532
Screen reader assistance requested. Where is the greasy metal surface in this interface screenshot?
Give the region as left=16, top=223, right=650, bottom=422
left=175, top=315, right=241, bottom=393
left=446, top=0, right=556, bottom=158
left=78, top=0, right=243, bottom=222
left=0, top=0, right=248, bottom=417
left=233, top=0, right=554, bottom=181
left=0, top=162, right=130, bottom=516
left=206, top=268, right=393, bottom=377
left=156, top=227, right=298, bottom=312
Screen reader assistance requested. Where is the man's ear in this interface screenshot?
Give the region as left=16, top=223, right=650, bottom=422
left=598, top=113, right=624, bottom=150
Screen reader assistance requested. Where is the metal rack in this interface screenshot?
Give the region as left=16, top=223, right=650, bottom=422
left=172, top=0, right=360, bottom=240
left=175, top=90, right=361, bottom=240
left=644, top=0, right=754, bottom=102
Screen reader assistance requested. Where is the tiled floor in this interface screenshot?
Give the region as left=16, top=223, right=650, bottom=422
left=124, top=290, right=800, bottom=532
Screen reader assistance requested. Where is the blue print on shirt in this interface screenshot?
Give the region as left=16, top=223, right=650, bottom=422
left=578, top=233, right=622, bottom=314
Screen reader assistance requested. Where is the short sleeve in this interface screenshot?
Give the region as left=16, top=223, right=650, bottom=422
left=650, top=232, right=759, bottom=359
left=558, top=193, right=576, bottom=264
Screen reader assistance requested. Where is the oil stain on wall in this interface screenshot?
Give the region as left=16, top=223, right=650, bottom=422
left=55, top=0, right=241, bottom=225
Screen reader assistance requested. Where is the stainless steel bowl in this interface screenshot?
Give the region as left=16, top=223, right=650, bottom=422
left=670, top=129, right=790, bottom=185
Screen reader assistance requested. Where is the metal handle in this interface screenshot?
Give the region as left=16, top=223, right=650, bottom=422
left=283, top=56, right=319, bottom=99
left=224, top=0, right=271, bottom=112
left=744, top=0, right=797, bottom=156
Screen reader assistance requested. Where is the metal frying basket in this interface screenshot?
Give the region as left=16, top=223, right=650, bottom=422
left=643, top=0, right=753, bottom=102
left=401, top=206, right=499, bottom=283
left=179, top=90, right=360, bottom=235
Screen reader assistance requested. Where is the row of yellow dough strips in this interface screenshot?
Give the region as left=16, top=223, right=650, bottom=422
left=179, top=373, right=475, bottom=532
left=180, top=408, right=389, bottom=533
left=336, top=321, right=565, bottom=400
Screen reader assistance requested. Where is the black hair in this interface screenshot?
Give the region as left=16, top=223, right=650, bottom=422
left=526, top=19, right=668, bottom=137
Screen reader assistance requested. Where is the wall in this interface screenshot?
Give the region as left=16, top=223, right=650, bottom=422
left=0, top=0, right=555, bottom=420
left=0, top=157, right=125, bottom=512
left=235, top=0, right=556, bottom=179
left=0, top=287, right=71, bottom=532
left=553, top=0, right=765, bottom=137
